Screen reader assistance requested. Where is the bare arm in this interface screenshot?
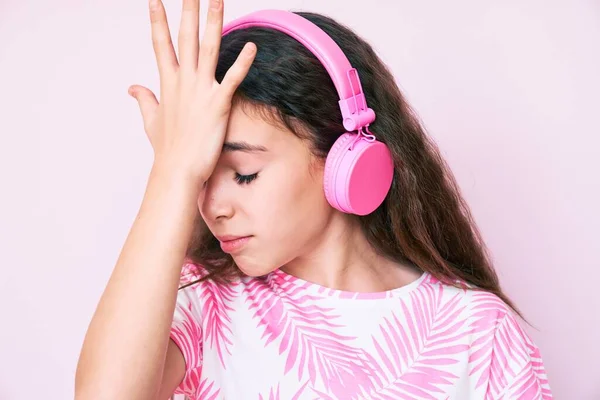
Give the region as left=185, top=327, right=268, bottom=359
left=74, top=167, right=198, bottom=399
left=74, top=0, right=256, bottom=397
left=156, top=340, right=187, bottom=399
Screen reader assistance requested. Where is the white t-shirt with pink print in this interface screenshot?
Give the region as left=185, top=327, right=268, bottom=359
left=169, top=263, right=552, bottom=399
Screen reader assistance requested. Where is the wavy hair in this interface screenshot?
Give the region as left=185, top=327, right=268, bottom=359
left=183, top=11, right=524, bottom=320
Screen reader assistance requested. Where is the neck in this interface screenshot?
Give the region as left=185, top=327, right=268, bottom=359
left=280, top=212, right=422, bottom=293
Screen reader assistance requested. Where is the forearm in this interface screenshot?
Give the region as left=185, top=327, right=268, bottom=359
left=75, top=166, right=201, bottom=399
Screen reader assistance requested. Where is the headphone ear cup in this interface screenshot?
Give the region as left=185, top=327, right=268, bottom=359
left=324, top=133, right=355, bottom=213
left=324, top=132, right=394, bottom=215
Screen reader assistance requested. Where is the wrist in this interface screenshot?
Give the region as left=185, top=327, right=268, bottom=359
left=148, top=163, right=204, bottom=198
left=149, top=161, right=207, bottom=187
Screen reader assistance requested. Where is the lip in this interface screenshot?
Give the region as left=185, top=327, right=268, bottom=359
left=216, top=235, right=252, bottom=253
left=215, top=234, right=250, bottom=242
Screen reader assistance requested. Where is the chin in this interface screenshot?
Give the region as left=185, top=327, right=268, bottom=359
left=233, top=255, right=278, bottom=278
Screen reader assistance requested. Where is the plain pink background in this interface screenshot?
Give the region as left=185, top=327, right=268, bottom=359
left=1, top=0, right=598, bottom=398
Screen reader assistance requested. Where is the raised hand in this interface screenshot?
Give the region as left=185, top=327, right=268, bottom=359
left=129, top=0, right=256, bottom=183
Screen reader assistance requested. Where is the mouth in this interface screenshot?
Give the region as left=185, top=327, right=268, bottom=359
left=216, top=235, right=253, bottom=253
left=216, top=234, right=249, bottom=242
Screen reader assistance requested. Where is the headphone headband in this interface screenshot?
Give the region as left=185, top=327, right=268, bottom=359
left=222, top=9, right=376, bottom=131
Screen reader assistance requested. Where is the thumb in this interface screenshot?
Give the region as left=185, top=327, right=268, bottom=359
left=128, top=85, right=158, bottom=128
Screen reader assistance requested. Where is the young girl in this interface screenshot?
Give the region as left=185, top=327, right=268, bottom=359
left=75, top=1, right=552, bottom=399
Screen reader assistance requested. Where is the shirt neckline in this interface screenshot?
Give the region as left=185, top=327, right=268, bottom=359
left=269, top=268, right=430, bottom=301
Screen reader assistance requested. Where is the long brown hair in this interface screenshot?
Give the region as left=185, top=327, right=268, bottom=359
left=184, top=11, right=524, bottom=321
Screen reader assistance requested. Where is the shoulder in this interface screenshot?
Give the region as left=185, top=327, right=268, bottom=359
left=421, top=274, right=552, bottom=397
left=178, top=261, right=211, bottom=287
left=416, top=273, right=528, bottom=344
left=420, top=272, right=513, bottom=322
left=175, top=262, right=249, bottom=312
left=171, top=262, right=247, bottom=343
left=417, top=273, right=543, bottom=351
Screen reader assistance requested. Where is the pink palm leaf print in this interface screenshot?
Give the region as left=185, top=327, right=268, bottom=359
left=466, top=293, right=552, bottom=400
left=515, top=343, right=552, bottom=399
left=244, top=276, right=376, bottom=399
left=193, top=377, right=220, bottom=400
left=466, top=290, right=511, bottom=391
left=170, top=303, right=203, bottom=394
left=197, top=278, right=239, bottom=368
left=365, top=283, right=473, bottom=399
left=497, top=361, right=550, bottom=399
left=258, top=381, right=311, bottom=400
left=258, top=384, right=281, bottom=400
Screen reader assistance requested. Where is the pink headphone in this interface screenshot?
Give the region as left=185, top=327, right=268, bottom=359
left=223, top=10, right=394, bottom=216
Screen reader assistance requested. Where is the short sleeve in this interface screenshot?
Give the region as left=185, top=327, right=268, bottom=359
left=169, top=263, right=204, bottom=396
left=487, top=312, right=553, bottom=399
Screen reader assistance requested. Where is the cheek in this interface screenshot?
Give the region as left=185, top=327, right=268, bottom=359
left=235, top=163, right=328, bottom=274
left=258, top=164, right=329, bottom=242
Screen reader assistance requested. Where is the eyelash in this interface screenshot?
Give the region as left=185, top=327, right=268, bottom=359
left=234, top=172, right=258, bottom=185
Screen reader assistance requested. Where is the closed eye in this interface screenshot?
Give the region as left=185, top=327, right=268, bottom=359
left=234, top=172, right=258, bottom=185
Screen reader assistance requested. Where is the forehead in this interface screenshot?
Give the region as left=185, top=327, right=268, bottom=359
left=224, top=102, right=299, bottom=153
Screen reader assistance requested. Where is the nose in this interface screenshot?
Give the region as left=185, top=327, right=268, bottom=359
left=200, top=174, right=235, bottom=222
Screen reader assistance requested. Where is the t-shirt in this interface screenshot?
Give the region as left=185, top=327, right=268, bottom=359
left=169, top=263, right=552, bottom=399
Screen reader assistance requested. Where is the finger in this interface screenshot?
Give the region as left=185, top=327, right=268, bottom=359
left=178, top=0, right=200, bottom=72
left=128, top=85, right=159, bottom=134
left=197, top=0, right=224, bottom=80
left=149, top=0, right=178, bottom=81
left=219, top=42, right=256, bottom=98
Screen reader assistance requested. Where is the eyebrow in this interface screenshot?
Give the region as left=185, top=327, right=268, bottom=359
left=222, top=141, right=268, bottom=153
